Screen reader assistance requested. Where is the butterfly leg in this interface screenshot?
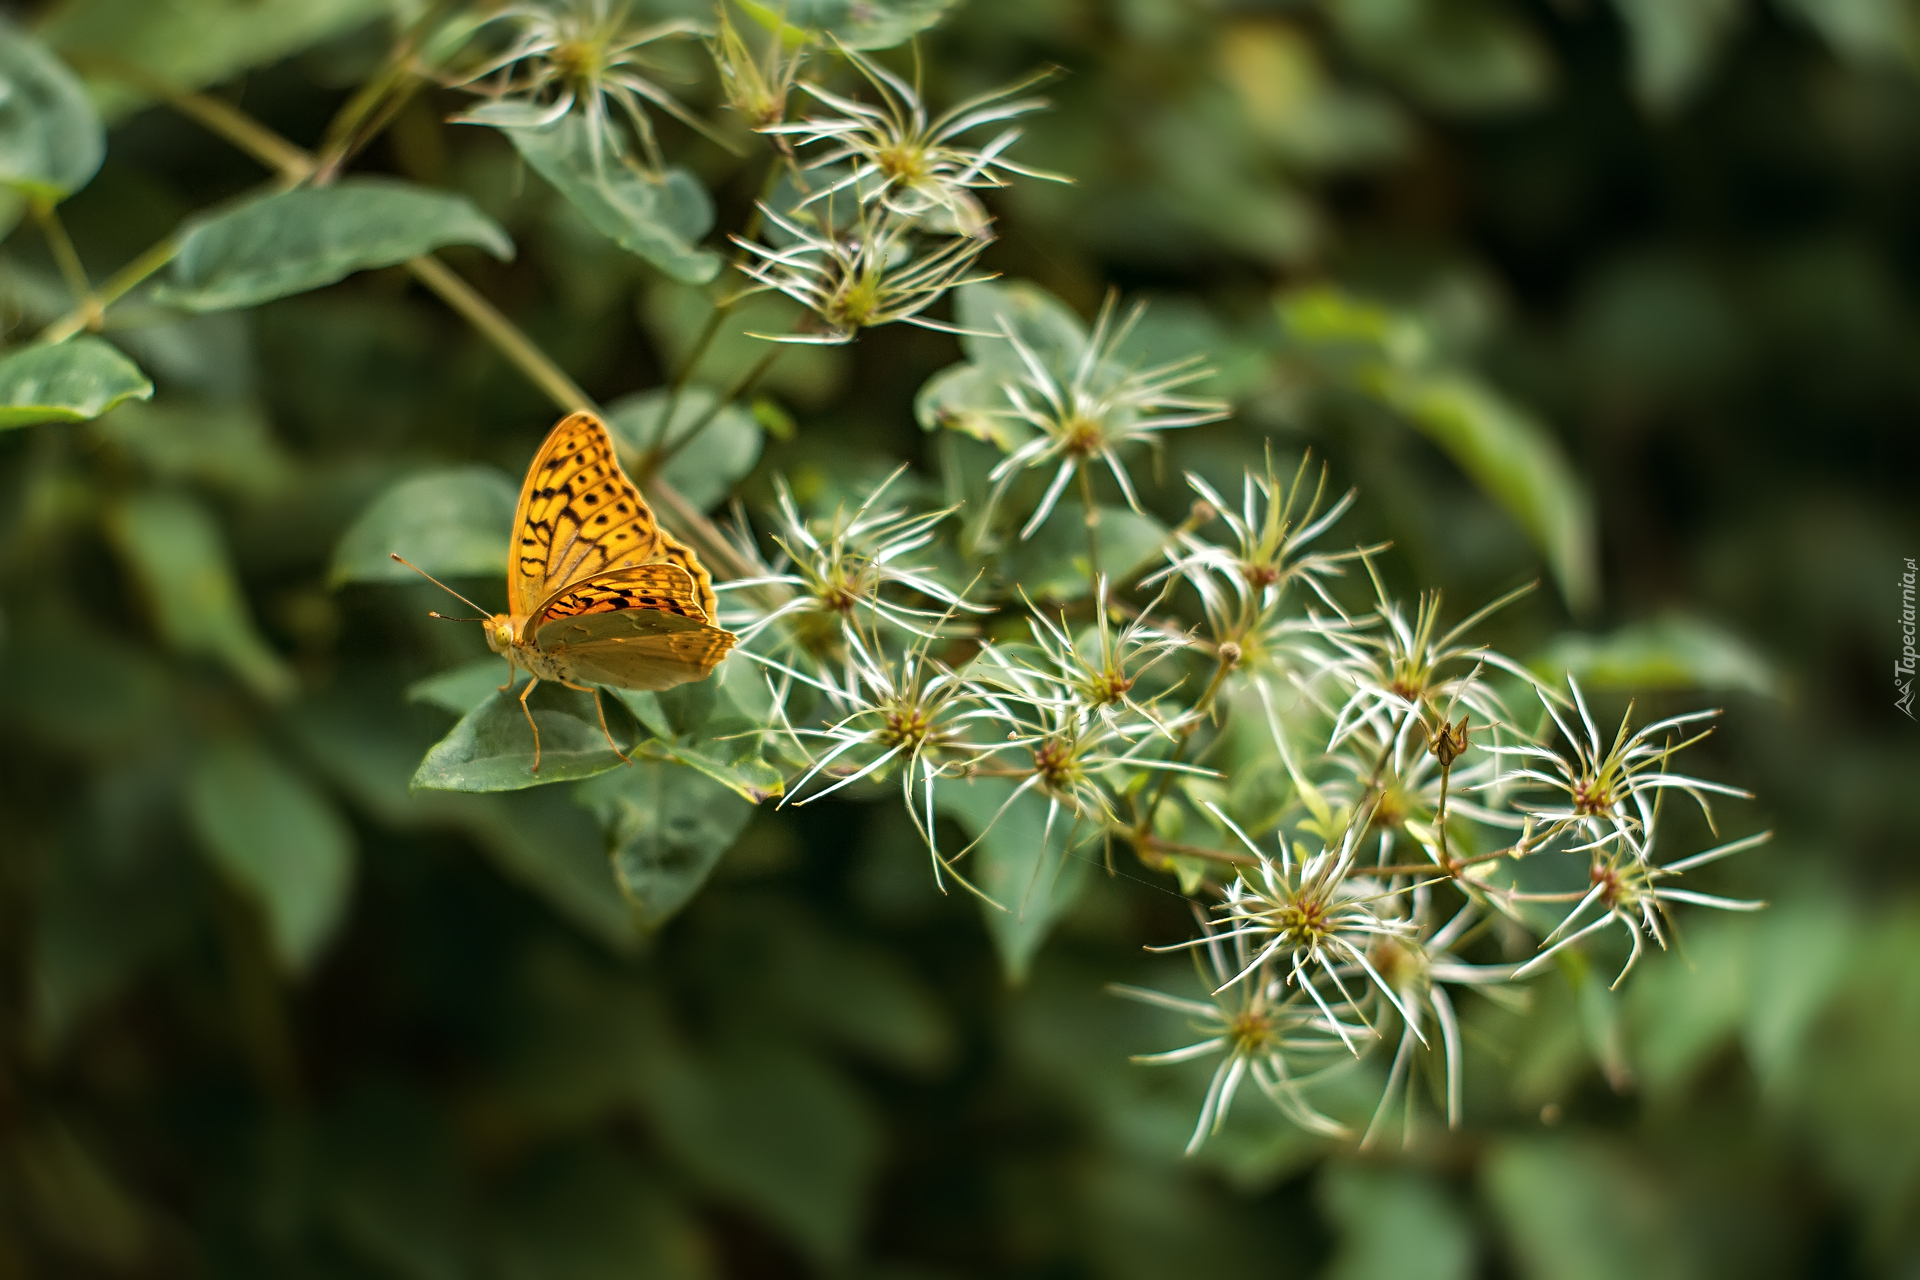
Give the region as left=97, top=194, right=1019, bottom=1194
left=518, top=676, right=543, bottom=772
left=565, top=682, right=632, bottom=765
left=498, top=655, right=518, bottom=692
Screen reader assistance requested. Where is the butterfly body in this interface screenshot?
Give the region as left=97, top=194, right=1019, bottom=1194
left=461, top=411, right=737, bottom=770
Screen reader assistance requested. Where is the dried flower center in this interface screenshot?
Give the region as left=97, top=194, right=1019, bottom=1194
left=1085, top=664, right=1134, bottom=706
left=1573, top=775, right=1613, bottom=815
left=1030, top=737, right=1079, bottom=789
left=1058, top=414, right=1105, bottom=458
left=1272, top=895, right=1332, bottom=946
left=1225, top=1008, right=1277, bottom=1054
left=875, top=142, right=930, bottom=186
left=879, top=701, right=936, bottom=750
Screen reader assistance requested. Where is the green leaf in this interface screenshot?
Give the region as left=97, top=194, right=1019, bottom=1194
left=914, top=360, right=1017, bottom=444
left=0, top=338, right=152, bottom=429
left=605, top=387, right=764, bottom=512
left=330, top=466, right=518, bottom=586
left=642, top=1038, right=881, bottom=1269
left=41, top=0, right=394, bottom=118
left=1006, top=501, right=1170, bottom=601
left=106, top=490, right=296, bottom=700
left=577, top=760, right=755, bottom=928
left=936, top=776, right=1095, bottom=982
left=1531, top=614, right=1781, bottom=699
left=0, top=15, right=104, bottom=201
left=407, top=658, right=510, bottom=718
left=741, top=0, right=959, bottom=50
left=186, top=738, right=356, bottom=973
left=290, top=671, right=643, bottom=953
left=488, top=1141, right=711, bottom=1280
left=411, top=684, right=632, bottom=793
left=501, top=116, right=719, bottom=284
left=1366, top=369, right=1598, bottom=614
left=1612, top=0, right=1744, bottom=112
left=1330, top=0, right=1554, bottom=116
left=158, top=179, right=512, bottom=313
left=953, top=280, right=1087, bottom=379
left=90, top=397, right=293, bottom=496
left=1318, top=1161, right=1476, bottom=1280
left=1482, top=1137, right=1691, bottom=1280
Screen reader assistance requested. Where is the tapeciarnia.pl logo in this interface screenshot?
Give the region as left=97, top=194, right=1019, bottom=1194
left=1899, top=556, right=1917, bottom=719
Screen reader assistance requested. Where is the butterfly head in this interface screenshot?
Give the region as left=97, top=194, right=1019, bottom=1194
left=484, top=614, right=517, bottom=654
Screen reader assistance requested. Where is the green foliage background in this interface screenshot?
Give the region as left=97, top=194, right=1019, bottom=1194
left=2, top=0, right=1918, bottom=1276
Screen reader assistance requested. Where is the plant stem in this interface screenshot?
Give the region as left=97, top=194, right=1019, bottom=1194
left=32, top=201, right=98, bottom=329
left=405, top=256, right=595, bottom=414
left=648, top=340, right=785, bottom=474
left=1076, top=462, right=1101, bottom=577
left=38, top=239, right=180, bottom=344
left=1133, top=652, right=1235, bottom=842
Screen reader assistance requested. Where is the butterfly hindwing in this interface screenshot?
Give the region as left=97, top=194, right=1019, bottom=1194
left=538, top=609, right=736, bottom=692
left=509, top=412, right=663, bottom=617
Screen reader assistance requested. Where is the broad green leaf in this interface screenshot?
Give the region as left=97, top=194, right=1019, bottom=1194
left=0, top=338, right=152, bottom=429
left=577, top=760, right=755, bottom=928
left=321, top=674, right=655, bottom=956
left=1330, top=0, right=1553, bottom=116
left=1366, top=368, right=1597, bottom=614
left=1318, top=1161, right=1475, bottom=1280
left=30, top=762, right=198, bottom=1052
left=1777, top=0, right=1914, bottom=66
left=157, top=179, right=514, bottom=313
left=1482, top=1138, right=1691, bottom=1280
left=752, top=905, right=956, bottom=1073
left=106, top=490, right=296, bottom=700
left=954, top=280, right=1087, bottom=379
left=296, top=677, right=642, bottom=951
left=914, top=361, right=1021, bottom=446
left=501, top=116, right=719, bottom=284
left=605, top=386, right=764, bottom=512
left=641, top=1038, right=881, bottom=1269
left=330, top=466, right=518, bottom=586
left=412, top=684, right=633, bottom=793
left=407, top=658, right=510, bottom=718
left=186, top=738, right=356, bottom=973
left=1612, top=0, right=1744, bottom=112
left=488, top=1141, right=711, bottom=1280
left=41, top=0, right=394, bottom=118
left=0, top=15, right=103, bottom=201
left=1531, top=615, right=1780, bottom=698
left=1006, top=501, right=1170, bottom=601
left=936, top=776, right=1095, bottom=982
left=91, top=397, right=293, bottom=496
left=741, top=0, right=958, bottom=50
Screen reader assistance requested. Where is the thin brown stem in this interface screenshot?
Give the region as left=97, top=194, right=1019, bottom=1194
left=405, top=256, right=595, bottom=414
left=649, top=340, right=785, bottom=473
left=38, top=239, right=180, bottom=343
left=32, top=201, right=98, bottom=329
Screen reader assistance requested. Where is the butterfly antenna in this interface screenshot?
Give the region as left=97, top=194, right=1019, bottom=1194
left=389, top=553, right=494, bottom=617
left=428, top=611, right=488, bottom=623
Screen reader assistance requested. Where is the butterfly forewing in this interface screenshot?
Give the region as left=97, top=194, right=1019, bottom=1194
left=509, top=412, right=663, bottom=618
left=532, top=562, right=708, bottom=628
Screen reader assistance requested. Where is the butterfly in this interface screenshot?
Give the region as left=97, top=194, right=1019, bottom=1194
left=397, top=410, right=737, bottom=771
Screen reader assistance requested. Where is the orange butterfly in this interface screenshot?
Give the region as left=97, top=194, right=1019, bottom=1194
left=399, top=411, right=736, bottom=771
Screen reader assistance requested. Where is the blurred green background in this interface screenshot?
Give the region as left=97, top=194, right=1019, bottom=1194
left=2, top=0, right=1919, bottom=1276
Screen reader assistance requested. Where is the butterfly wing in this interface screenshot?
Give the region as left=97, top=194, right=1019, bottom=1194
left=532, top=562, right=710, bottom=627
left=508, top=412, right=664, bottom=619
left=536, top=609, right=737, bottom=692
left=532, top=563, right=737, bottom=691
